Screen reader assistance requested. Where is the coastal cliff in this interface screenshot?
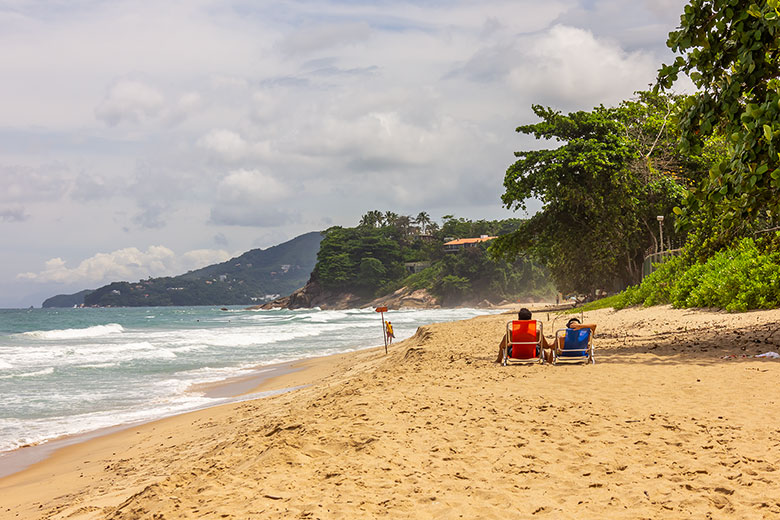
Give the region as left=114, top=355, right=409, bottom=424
left=249, top=278, right=441, bottom=310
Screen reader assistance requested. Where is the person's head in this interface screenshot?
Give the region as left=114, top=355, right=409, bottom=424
left=566, top=317, right=581, bottom=328
left=518, top=308, right=532, bottom=320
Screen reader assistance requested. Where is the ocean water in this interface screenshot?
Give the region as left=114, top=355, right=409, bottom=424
left=0, top=306, right=496, bottom=456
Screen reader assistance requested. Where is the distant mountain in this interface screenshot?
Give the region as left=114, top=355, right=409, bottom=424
left=46, top=232, right=323, bottom=307
left=42, top=289, right=95, bottom=308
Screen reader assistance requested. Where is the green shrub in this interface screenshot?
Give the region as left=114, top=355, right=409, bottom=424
left=614, top=255, right=682, bottom=309
left=615, top=234, right=780, bottom=312
left=570, top=294, right=623, bottom=312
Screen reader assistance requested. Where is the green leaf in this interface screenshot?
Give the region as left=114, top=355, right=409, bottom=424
left=764, top=124, right=773, bottom=142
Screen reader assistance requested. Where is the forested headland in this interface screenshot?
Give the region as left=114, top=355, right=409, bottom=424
left=495, top=1, right=780, bottom=312
left=295, top=212, right=555, bottom=308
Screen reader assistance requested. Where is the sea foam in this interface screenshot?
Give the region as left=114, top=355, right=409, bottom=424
left=0, top=367, right=54, bottom=379
left=20, top=323, right=125, bottom=340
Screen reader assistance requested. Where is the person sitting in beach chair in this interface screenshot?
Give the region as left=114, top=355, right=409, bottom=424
left=495, top=308, right=550, bottom=365
left=546, top=317, right=596, bottom=364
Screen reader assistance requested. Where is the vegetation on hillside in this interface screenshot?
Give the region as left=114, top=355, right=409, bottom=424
left=42, top=290, right=95, bottom=308
left=606, top=0, right=780, bottom=312
left=492, top=90, right=722, bottom=296
left=312, top=213, right=554, bottom=305
left=614, top=233, right=780, bottom=312
left=82, top=232, right=323, bottom=307
left=657, top=0, right=780, bottom=256
left=492, top=0, right=780, bottom=313
left=550, top=1, right=780, bottom=313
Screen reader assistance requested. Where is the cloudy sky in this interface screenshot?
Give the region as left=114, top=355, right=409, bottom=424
left=0, top=0, right=690, bottom=307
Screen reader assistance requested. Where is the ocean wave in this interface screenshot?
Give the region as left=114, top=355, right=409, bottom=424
left=20, top=323, right=125, bottom=340
left=38, top=342, right=177, bottom=364
left=78, top=362, right=119, bottom=369
left=0, top=367, right=54, bottom=380
left=0, top=361, right=13, bottom=370
left=304, top=310, right=350, bottom=322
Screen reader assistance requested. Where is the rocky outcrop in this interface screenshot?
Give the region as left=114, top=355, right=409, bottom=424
left=369, top=287, right=440, bottom=309
left=248, top=279, right=441, bottom=310
left=248, top=279, right=363, bottom=310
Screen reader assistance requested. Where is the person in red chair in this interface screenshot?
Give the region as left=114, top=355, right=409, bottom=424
left=495, top=308, right=551, bottom=363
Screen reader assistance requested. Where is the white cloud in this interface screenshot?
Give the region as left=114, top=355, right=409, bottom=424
left=0, top=207, right=28, bottom=222
left=277, top=21, right=373, bottom=56
left=165, top=91, right=204, bottom=126
left=94, top=79, right=165, bottom=126
left=509, top=25, right=658, bottom=109
left=209, top=169, right=294, bottom=226
left=17, top=246, right=232, bottom=284
left=217, top=169, right=290, bottom=203
left=198, top=129, right=249, bottom=161
left=0, top=0, right=691, bottom=305
left=0, top=163, right=74, bottom=202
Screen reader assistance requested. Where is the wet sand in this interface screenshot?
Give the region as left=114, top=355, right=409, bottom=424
left=2, top=304, right=780, bottom=519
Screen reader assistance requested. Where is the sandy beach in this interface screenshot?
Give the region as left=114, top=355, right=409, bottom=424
left=2, top=304, right=780, bottom=519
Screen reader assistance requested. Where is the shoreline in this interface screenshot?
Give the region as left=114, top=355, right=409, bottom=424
left=0, top=346, right=380, bottom=480
left=0, top=305, right=510, bottom=482
left=3, top=304, right=779, bottom=518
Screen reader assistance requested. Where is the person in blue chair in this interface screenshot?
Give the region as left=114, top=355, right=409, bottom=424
left=544, top=317, right=597, bottom=363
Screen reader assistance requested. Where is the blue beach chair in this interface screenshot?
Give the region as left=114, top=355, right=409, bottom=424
left=553, top=327, right=594, bottom=364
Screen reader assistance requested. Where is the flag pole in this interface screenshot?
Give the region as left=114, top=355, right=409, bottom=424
left=376, top=306, right=388, bottom=354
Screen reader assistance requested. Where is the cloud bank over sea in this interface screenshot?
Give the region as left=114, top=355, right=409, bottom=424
left=0, top=0, right=689, bottom=307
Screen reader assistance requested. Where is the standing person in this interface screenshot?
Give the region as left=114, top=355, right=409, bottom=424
left=386, top=321, right=395, bottom=344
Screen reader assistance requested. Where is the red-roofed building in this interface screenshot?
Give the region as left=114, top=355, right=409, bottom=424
left=443, top=235, right=497, bottom=252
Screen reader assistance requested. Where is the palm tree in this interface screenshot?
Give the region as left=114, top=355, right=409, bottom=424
left=383, top=211, right=399, bottom=227
left=415, top=211, right=432, bottom=234
left=359, top=210, right=384, bottom=228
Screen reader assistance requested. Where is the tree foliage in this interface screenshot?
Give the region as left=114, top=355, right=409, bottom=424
left=657, top=0, right=780, bottom=247
left=494, top=93, right=699, bottom=295
left=314, top=226, right=404, bottom=294
left=314, top=212, right=554, bottom=303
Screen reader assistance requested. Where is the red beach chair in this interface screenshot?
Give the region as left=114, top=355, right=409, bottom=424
left=502, top=320, right=544, bottom=365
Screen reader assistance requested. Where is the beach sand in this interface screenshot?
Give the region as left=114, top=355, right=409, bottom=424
left=2, top=304, right=780, bottom=519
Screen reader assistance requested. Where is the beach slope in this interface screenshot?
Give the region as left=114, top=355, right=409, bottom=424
left=2, top=305, right=780, bottom=519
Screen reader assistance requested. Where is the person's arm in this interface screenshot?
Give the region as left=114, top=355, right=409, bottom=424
left=571, top=323, right=596, bottom=334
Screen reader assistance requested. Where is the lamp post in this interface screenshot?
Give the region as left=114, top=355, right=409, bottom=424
left=657, top=215, right=664, bottom=254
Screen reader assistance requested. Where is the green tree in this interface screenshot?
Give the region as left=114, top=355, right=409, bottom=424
left=358, top=257, right=387, bottom=291
left=415, top=211, right=432, bottom=233
left=494, top=95, right=693, bottom=295
left=657, top=0, right=780, bottom=246
left=435, top=274, right=471, bottom=303
left=383, top=211, right=399, bottom=227
left=314, top=226, right=404, bottom=294
left=317, top=252, right=354, bottom=288
left=359, top=210, right=384, bottom=228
